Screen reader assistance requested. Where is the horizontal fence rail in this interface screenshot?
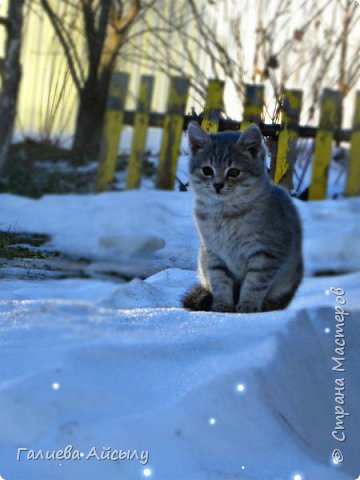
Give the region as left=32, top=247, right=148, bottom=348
left=96, top=72, right=360, bottom=199
left=107, top=112, right=354, bottom=142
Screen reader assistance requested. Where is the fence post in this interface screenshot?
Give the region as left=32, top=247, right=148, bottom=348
left=345, top=91, right=360, bottom=197
left=126, top=75, right=154, bottom=189
left=95, top=72, right=129, bottom=192
left=201, top=80, right=224, bottom=133
left=240, top=84, right=264, bottom=131
left=308, top=89, right=340, bottom=200
left=156, top=76, right=189, bottom=190
left=274, top=89, right=302, bottom=190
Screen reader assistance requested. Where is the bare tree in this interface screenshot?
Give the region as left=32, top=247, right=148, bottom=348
left=299, top=0, right=360, bottom=126
left=128, top=0, right=359, bottom=128
left=0, top=0, right=26, bottom=173
left=123, top=0, right=338, bottom=121
left=119, top=0, right=246, bottom=111
left=39, top=0, right=152, bottom=160
left=336, top=0, right=359, bottom=134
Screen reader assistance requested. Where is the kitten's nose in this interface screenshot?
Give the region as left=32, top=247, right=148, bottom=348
left=213, top=182, right=224, bottom=193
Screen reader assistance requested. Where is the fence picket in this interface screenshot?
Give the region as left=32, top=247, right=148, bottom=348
left=274, top=90, right=302, bottom=190
left=240, top=84, right=264, bottom=131
left=126, top=75, right=154, bottom=189
left=345, top=91, right=360, bottom=197
left=309, top=89, right=340, bottom=200
left=156, top=76, right=189, bottom=190
left=201, top=80, right=225, bottom=133
left=96, top=72, right=129, bottom=192
left=94, top=73, right=358, bottom=199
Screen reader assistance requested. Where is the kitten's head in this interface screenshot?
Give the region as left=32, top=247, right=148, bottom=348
left=188, top=122, right=267, bottom=201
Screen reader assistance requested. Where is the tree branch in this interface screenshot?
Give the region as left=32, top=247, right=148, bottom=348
left=112, top=0, right=140, bottom=34
left=0, top=17, right=10, bottom=29
left=40, top=0, right=83, bottom=91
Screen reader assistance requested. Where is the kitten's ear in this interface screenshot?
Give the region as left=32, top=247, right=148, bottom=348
left=188, top=121, right=211, bottom=155
left=236, top=125, right=262, bottom=158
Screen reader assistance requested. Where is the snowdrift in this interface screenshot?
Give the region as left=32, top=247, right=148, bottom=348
left=1, top=192, right=360, bottom=278
left=0, top=269, right=359, bottom=480
left=1, top=191, right=359, bottom=480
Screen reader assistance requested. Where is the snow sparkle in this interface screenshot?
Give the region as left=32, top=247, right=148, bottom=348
left=236, top=383, right=246, bottom=393
left=292, top=473, right=303, bottom=480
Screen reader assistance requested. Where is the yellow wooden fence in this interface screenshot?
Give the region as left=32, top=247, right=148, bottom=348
left=96, top=72, right=360, bottom=199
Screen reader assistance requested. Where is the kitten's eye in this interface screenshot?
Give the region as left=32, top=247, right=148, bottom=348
left=227, top=168, right=241, bottom=177
left=202, top=166, right=214, bottom=176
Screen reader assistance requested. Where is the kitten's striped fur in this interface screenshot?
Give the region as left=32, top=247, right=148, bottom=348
left=183, top=122, right=303, bottom=313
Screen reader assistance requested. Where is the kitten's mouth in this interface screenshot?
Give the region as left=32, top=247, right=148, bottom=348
left=212, top=188, right=228, bottom=196
left=211, top=190, right=228, bottom=200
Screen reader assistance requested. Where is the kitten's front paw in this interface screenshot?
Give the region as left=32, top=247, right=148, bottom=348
left=236, top=302, right=260, bottom=314
left=212, top=302, right=234, bottom=313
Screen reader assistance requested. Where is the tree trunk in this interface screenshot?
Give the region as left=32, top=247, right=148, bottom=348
left=336, top=0, right=351, bottom=146
left=72, top=4, right=125, bottom=162
left=70, top=1, right=138, bottom=161
left=72, top=67, right=114, bottom=161
left=0, top=0, right=25, bottom=174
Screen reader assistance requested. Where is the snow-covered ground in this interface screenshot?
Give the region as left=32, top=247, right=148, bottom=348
left=0, top=190, right=359, bottom=480
left=1, top=192, right=360, bottom=278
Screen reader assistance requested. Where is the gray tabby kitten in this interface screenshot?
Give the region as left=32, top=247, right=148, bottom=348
left=183, top=122, right=303, bottom=313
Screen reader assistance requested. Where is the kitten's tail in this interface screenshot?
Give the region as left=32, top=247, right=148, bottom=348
left=182, top=285, right=213, bottom=311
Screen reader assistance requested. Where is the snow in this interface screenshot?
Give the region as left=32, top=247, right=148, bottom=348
left=1, top=192, right=360, bottom=278
left=0, top=190, right=360, bottom=480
